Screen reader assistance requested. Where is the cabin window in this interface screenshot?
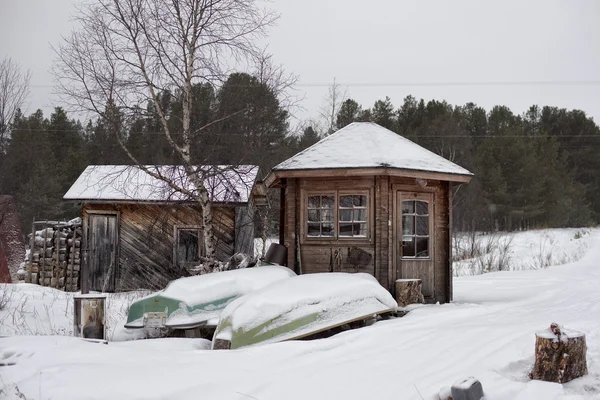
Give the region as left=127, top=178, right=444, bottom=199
left=307, top=195, right=335, bottom=237
left=175, top=227, right=205, bottom=267
left=339, top=195, right=368, bottom=237
left=305, top=191, right=369, bottom=239
left=401, top=200, right=430, bottom=258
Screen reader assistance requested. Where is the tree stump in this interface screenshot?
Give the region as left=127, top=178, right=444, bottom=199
left=529, top=323, right=587, bottom=383
left=395, top=279, right=425, bottom=307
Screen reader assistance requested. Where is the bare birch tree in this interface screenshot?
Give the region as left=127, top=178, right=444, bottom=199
left=53, top=0, right=277, bottom=267
left=318, top=78, right=347, bottom=136
left=0, top=57, right=31, bottom=151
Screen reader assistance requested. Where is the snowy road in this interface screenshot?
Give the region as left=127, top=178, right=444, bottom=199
left=2, top=232, right=600, bottom=399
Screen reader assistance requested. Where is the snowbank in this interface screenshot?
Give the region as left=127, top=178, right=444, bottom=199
left=142, top=265, right=295, bottom=307
left=453, top=228, right=597, bottom=276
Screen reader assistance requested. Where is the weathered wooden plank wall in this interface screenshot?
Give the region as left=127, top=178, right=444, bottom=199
left=83, top=203, right=237, bottom=291
left=284, top=179, right=297, bottom=271
left=286, top=174, right=452, bottom=303
left=234, top=205, right=255, bottom=255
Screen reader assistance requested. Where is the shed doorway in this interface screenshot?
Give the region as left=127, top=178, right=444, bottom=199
left=87, top=213, right=119, bottom=292
left=396, top=192, right=434, bottom=299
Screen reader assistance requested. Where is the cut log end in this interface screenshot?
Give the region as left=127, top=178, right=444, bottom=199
left=530, top=325, right=588, bottom=384
left=395, top=279, right=425, bottom=307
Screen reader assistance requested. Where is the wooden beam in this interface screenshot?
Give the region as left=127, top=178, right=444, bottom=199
left=266, top=167, right=472, bottom=187
left=279, top=179, right=286, bottom=246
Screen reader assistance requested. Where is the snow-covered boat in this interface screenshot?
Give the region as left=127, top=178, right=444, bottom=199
left=124, top=266, right=296, bottom=332
left=212, top=272, right=398, bottom=349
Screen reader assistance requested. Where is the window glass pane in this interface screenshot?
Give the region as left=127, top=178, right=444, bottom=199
left=402, top=215, right=414, bottom=236
left=416, top=216, right=429, bottom=236
left=308, top=209, right=320, bottom=222
left=307, top=223, right=321, bottom=236
left=402, top=237, right=415, bottom=257
left=339, top=195, right=353, bottom=208
left=322, top=196, right=334, bottom=208
left=340, top=209, right=353, bottom=222
left=339, top=223, right=353, bottom=236
left=357, top=223, right=367, bottom=236
left=416, top=237, right=429, bottom=257
left=178, top=229, right=199, bottom=263
left=321, top=223, right=334, bottom=236
left=402, top=201, right=415, bottom=214
left=355, top=195, right=367, bottom=207
left=416, top=201, right=429, bottom=216
left=322, top=208, right=334, bottom=222
left=308, top=196, right=320, bottom=208
left=354, top=209, right=367, bottom=222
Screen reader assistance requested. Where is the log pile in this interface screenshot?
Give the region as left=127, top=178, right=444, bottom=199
left=19, top=219, right=82, bottom=292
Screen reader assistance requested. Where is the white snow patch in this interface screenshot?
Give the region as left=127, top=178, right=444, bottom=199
left=63, top=165, right=258, bottom=203
left=144, top=265, right=296, bottom=306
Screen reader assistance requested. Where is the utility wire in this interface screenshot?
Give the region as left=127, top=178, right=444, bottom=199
left=28, top=80, right=600, bottom=88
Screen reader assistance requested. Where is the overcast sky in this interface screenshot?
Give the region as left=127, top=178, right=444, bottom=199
left=1, top=0, right=599, bottom=127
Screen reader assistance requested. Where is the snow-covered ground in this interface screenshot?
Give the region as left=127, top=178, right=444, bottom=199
left=453, top=228, right=595, bottom=276
left=2, top=228, right=600, bottom=399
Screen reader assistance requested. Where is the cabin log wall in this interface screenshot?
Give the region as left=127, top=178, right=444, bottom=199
left=286, top=175, right=452, bottom=303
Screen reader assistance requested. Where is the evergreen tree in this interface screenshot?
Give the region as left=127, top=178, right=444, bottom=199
left=371, top=96, right=396, bottom=130
left=336, top=99, right=362, bottom=129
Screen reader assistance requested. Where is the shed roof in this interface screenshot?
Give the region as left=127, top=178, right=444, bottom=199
left=269, top=122, right=472, bottom=182
left=64, top=165, right=259, bottom=204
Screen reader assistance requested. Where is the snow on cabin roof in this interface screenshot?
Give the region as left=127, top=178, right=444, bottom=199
left=273, top=122, right=472, bottom=177
left=64, top=165, right=259, bottom=204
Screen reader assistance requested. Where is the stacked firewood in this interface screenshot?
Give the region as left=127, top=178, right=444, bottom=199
left=20, top=219, right=82, bottom=292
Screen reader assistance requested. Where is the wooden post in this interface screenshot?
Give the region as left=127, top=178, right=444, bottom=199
left=530, top=323, right=587, bottom=383
left=81, top=213, right=89, bottom=294
left=29, top=218, right=35, bottom=283
left=41, top=222, right=48, bottom=286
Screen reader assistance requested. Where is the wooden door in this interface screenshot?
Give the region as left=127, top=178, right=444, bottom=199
left=88, top=214, right=118, bottom=292
left=396, top=192, right=435, bottom=299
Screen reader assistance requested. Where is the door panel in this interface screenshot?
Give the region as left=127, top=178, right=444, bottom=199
left=88, top=214, right=118, bottom=292
left=396, top=192, right=435, bottom=298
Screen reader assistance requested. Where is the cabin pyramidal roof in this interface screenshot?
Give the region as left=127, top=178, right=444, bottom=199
left=273, top=122, right=472, bottom=177
left=64, top=165, right=258, bottom=204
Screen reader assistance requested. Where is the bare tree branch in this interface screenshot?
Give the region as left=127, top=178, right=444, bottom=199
left=53, top=0, right=278, bottom=267
left=0, top=57, right=31, bottom=150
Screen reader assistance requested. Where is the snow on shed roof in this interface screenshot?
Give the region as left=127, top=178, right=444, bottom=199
left=273, top=122, right=472, bottom=177
left=64, top=165, right=259, bottom=204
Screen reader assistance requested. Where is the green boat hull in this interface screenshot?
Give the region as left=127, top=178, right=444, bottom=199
left=125, top=293, right=237, bottom=329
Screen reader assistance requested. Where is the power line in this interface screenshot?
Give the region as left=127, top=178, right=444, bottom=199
left=7, top=127, right=600, bottom=139
left=28, top=80, right=600, bottom=89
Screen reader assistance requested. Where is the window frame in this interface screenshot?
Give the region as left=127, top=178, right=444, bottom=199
left=302, top=188, right=371, bottom=241
left=400, top=199, right=431, bottom=259
left=396, top=191, right=434, bottom=261
left=306, top=193, right=336, bottom=238
left=173, top=225, right=205, bottom=268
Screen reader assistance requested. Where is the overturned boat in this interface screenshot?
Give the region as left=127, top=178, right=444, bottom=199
left=212, top=272, right=398, bottom=349
left=125, top=265, right=296, bottom=334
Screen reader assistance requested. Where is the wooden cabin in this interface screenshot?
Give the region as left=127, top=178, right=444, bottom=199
left=265, top=122, right=473, bottom=303
left=64, top=165, right=260, bottom=292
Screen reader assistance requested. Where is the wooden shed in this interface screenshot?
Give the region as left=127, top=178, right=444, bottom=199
left=64, top=165, right=260, bottom=292
left=265, top=122, right=473, bottom=303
